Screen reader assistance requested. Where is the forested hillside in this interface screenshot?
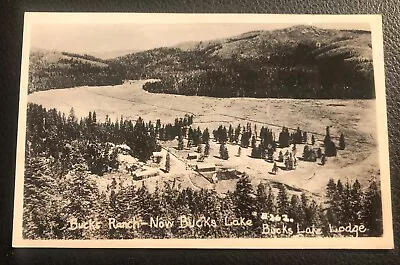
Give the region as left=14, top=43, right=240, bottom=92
left=115, top=26, right=374, bottom=99
left=28, top=49, right=124, bottom=93
left=28, top=25, right=374, bottom=99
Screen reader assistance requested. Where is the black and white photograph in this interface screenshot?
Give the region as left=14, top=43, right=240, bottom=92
left=12, top=13, right=393, bottom=248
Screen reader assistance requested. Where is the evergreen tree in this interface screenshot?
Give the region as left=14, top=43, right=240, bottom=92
left=234, top=125, right=241, bottom=143
left=234, top=174, right=255, bottom=219
left=340, top=179, right=352, bottom=224
left=339, top=133, right=346, bottom=150
left=177, top=134, right=184, bottom=150
left=202, top=128, right=210, bottom=144
left=325, top=178, right=338, bottom=224
left=266, top=185, right=276, bottom=213
left=255, top=182, right=268, bottom=213
left=311, top=134, right=315, bottom=145
left=350, top=179, right=363, bottom=223
left=165, top=153, right=171, bottom=172
left=277, top=183, right=289, bottom=215
left=325, top=139, right=337, bottom=157
left=362, top=179, right=383, bottom=236
left=204, top=142, right=210, bottom=157
left=219, top=143, right=229, bottom=160
left=61, top=165, right=103, bottom=239
left=288, top=195, right=301, bottom=224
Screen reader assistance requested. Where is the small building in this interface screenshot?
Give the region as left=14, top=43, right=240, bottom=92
left=187, top=153, right=198, bottom=160
left=152, top=152, right=163, bottom=163
left=132, top=168, right=159, bottom=180
left=195, top=163, right=216, bottom=173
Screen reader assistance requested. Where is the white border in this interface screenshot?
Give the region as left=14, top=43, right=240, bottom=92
left=13, top=13, right=393, bottom=249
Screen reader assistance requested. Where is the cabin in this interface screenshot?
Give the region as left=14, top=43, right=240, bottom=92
left=152, top=152, right=163, bottom=163
left=187, top=153, right=198, bottom=160
left=195, top=163, right=216, bottom=173
left=132, top=168, right=159, bottom=180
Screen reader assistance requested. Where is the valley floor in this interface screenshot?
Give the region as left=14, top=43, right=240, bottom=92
left=28, top=80, right=381, bottom=198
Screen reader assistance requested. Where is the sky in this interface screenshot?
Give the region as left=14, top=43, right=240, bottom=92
left=30, top=22, right=371, bottom=55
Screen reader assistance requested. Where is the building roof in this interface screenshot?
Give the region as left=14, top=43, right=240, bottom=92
left=152, top=152, right=163, bottom=157
left=135, top=168, right=159, bottom=177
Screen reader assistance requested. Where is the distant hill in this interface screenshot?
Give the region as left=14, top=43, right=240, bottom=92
left=113, top=25, right=374, bottom=99
left=28, top=49, right=123, bottom=93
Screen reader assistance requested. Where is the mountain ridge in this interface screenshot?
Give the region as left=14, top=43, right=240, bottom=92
left=29, top=25, right=374, bottom=99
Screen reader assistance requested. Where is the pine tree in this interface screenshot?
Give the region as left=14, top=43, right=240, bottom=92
left=350, top=179, right=363, bottom=223
left=288, top=195, right=301, bottom=224
left=299, top=193, right=308, bottom=225
left=23, top=156, right=63, bottom=239
left=324, top=126, right=331, bottom=146
left=325, top=178, right=338, bottom=224
left=220, top=191, right=236, bottom=237
left=165, top=153, right=171, bottom=172
left=202, top=128, right=210, bottom=144
left=61, top=166, right=103, bottom=239
left=362, top=179, right=383, bottom=236
left=311, top=134, right=315, bottom=145
left=177, top=134, right=184, bottom=150
left=255, top=182, right=268, bottom=213
left=277, top=183, right=289, bottom=215
left=340, top=179, right=352, bottom=224
left=266, top=185, right=276, bottom=213
left=204, top=142, right=210, bottom=157
left=219, top=143, right=229, bottom=160
left=339, top=133, right=346, bottom=150
left=234, top=174, right=255, bottom=219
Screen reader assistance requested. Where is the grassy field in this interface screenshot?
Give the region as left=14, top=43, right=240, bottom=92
left=28, top=80, right=380, bottom=197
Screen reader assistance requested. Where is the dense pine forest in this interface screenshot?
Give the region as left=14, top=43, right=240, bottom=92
left=23, top=103, right=382, bottom=239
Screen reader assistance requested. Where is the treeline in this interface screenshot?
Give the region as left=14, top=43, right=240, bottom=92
left=26, top=103, right=192, bottom=176
left=61, top=52, right=109, bottom=64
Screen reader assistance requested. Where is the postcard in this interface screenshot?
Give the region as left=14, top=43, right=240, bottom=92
left=13, top=13, right=393, bottom=248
